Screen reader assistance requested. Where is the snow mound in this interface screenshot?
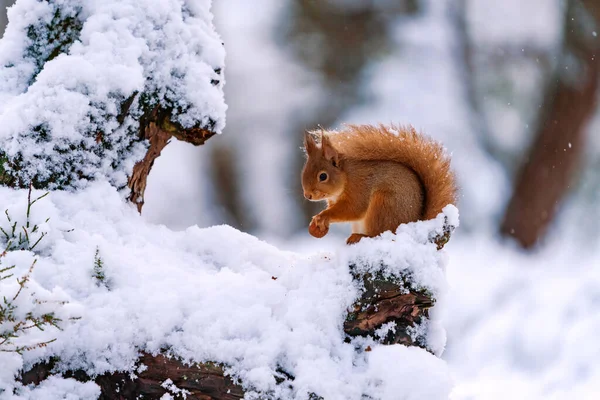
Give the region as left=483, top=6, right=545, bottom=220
left=0, top=0, right=226, bottom=189
left=0, top=183, right=454, bottom=399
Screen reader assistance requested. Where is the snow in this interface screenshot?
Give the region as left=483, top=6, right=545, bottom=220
left=444, top=236, right=600, bottom=400
left=161, top=378, right=190, bottom=399
left=366, top=345, right=452, bottom=400
left=0, top=182, right=454, bottom=399
left=2, top=376, right=100, bottom=400
left=143, top=138, right=222, bottom=231
left=0, top=0, right=226, bottom=189
left=343, top=206, right=455, bottom=297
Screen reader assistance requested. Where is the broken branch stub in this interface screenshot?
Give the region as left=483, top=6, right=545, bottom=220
left=127, top=106, right=217, bottom=213
left=344, top=218, right=455, bottom=351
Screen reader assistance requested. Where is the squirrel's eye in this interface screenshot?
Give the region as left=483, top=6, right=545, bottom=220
left=319, top=172, right=328, bottom=182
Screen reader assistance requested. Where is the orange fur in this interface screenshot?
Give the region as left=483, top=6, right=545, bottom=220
left=301, top=124, right=457, bottom=244
left=329, top=124, right=457, bottom=220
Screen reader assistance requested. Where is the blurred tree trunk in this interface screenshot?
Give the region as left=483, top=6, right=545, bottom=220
left=501, top=0, right=600, bottom=248
left=450, top=0, right=493, bottom=156
left=209, top=143, right=248, bottom=228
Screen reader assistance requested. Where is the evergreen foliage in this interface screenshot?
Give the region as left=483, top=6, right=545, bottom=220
left=0, top=186, right=62, bottom=354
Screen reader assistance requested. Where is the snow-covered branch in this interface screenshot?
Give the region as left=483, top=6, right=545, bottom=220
left=0, top=0, right=226, bottom=210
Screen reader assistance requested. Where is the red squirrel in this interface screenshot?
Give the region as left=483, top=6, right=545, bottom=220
left=301, top=124, right=457, bottom=244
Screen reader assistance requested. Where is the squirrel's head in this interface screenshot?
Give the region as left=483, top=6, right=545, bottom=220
left=301, top=130, right=346, bottom=202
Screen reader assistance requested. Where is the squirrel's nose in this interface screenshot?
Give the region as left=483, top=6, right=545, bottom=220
left=304, top=192, right=312, bottom=200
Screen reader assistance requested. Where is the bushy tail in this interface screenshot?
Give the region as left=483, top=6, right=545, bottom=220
left=328, top=124, right=457, bottom=220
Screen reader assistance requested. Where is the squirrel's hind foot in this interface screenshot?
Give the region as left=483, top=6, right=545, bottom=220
left=346, top=233, right=368, bottom=245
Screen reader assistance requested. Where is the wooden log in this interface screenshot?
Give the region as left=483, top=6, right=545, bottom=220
left=344, top=273, right=434, bottom=350
left=94, top=355, right=244, bottom=400
left=344, top=219, right=454, bottom=350
left=20, top=354, right=244, bottom=400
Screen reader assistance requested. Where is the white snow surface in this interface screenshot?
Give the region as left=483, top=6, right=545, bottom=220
left=445, top=236, right=600, bottom=400
left=0, top=0, right=226, bottom=188
left=2, top=376, right=100, bottom=400
left=0, top=182, right=454, bottom=400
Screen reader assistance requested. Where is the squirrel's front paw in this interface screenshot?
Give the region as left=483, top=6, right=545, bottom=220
left=309, top=214, right=329, bottom=238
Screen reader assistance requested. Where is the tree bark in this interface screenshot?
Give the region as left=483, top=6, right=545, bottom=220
left=344, top=221, right=454, bottom=352
left=20, top=354, right=244, bottom=400
left=128, top=107, right=217, bottom=213
left=500, top=0, right=600, bottom=248
left=344, top=275, right=434, bottom=349
left=95, top=355, right=244, bottom=400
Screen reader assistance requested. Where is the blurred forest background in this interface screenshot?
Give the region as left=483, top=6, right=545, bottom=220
left=152, top=0, right=598, bottom=251
left=150, top=0, right=600, bottom=250
left=2, top=0, right=599, bottom=398
left=2, top=0, right=596, bottom=248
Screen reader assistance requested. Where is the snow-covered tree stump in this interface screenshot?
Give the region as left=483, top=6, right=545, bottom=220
left=344, top=215, right=455, bottom=352
left=345, top=273, right=435, bottom=349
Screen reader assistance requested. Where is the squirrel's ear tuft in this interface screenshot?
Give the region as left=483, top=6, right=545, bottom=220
left=304, top=131, right=317, bottom=154
left=322, top=134, right=340, bottom=166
